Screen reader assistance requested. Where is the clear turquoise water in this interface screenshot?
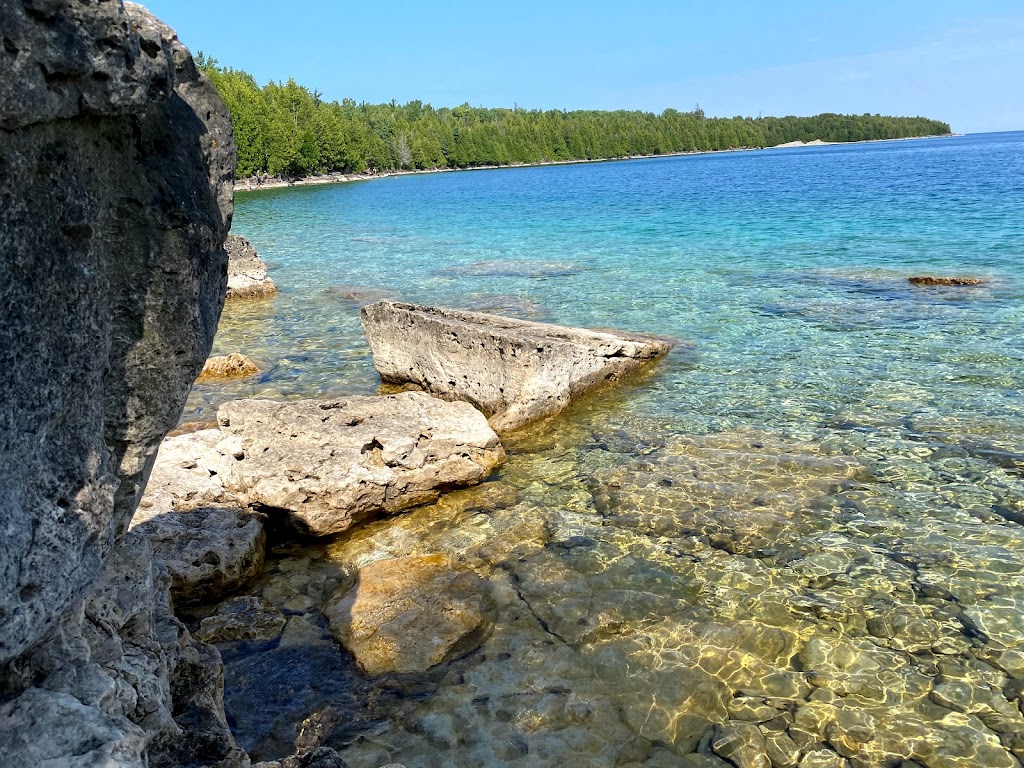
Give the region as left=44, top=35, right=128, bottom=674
left=190, top=133, right=1024, bottom=767
left=190, top=132, right=1024, bottom=443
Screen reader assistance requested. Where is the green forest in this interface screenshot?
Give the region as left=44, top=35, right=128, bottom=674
left=196, top=55, right=952, bottom=180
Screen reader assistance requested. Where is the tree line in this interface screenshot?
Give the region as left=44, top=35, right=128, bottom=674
left=195, top=55, right=952, bottom=180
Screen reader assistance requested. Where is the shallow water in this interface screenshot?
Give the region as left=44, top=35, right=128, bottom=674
left=185, top=133, right=1024, bottom=767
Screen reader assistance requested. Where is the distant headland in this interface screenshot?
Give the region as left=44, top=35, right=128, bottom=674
left=195, top=54, right=952, bottom=186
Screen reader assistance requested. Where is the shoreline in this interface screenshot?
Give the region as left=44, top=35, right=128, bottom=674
left=234, top=133, right=960, bottom=193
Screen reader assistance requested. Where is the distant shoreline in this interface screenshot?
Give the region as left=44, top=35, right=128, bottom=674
left=234, top=133, right=960, bottom=193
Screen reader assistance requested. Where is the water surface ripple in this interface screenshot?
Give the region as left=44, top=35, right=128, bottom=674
left=186, top=133, right=1024, bottom=767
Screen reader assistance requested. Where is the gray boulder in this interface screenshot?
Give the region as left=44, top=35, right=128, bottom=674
left=0, top=0, right=233, bottom=663
left=0, top=1, right=240, bottom=765
left=0, top=688, right=148, bottom=767
left=0, top=533, right=247, bottom=768
left=360, top=301, right=673, bottom=432
left=226, top=234, right=277, bottom=299
left=216, top=393, right=505, bottom=535
left=136, top=428, right=245, bottom=517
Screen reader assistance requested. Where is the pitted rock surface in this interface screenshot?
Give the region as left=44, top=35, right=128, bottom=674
left=0, top=1, right=238, bottom=765
left=0, top=534, right=246, bottom=768
left=216, top=393, right=505, bottom=536
left=226, top=234, right=276, bottom=299
left=135, top=428, right=245, bottom=518
left=360, top=301, right=673, bottom=432
left=0, top=0, right=234, bottom=663
left=132, top=507, right=266, bottom=604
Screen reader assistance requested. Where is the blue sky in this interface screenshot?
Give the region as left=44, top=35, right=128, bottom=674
left=144, top=0, right=1023, bottom=133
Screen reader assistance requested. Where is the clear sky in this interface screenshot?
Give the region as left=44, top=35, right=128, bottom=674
left=143, top=0, right=1023, bottom=134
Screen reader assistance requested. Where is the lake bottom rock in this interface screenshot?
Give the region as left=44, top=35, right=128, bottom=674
left=323, top=554, right=495, bottom=675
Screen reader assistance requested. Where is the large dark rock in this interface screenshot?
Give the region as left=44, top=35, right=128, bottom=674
left=0, top=1, right=238, bottom=765
left=0, top=0, right=233, bottom=662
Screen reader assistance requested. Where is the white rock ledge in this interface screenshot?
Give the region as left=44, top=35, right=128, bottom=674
left=361, top=301, right=674, bottom=432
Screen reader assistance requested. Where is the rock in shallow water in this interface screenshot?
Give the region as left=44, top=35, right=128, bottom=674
left=132, top=507, right=266, bottom=604
left=227, top=234, right=277, bottom=299
left=198, top=352, right=263, bottom=382
left=908, top=275, right=987, bottom=287
left=360, top=300, right=672, bottom=432
left=217, top=393, right=505, bottom=535
left=323, top=553, right=495, bottom=675
left=196, top=596, right=286, bottom=644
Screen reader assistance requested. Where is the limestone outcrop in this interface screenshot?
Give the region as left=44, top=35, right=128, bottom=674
left=323, top=554, right=495, bottom=675
left=1, top=533, right=247, bottom=767
left=0, top=1, right=238, bottom=765
left=0, top=0, right=234, bottom=663
left=216, top=393, right=505, bottom=535
left=136, top=428, right=245, bottom=516
left=360, top=301, right=673, bottom=432
left=226, top=234, right=277, bottom=299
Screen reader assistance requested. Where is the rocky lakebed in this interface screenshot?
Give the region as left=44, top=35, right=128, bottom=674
left=143, top=290, right=1024, bottom=768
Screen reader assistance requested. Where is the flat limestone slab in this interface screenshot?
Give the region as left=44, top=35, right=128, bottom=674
left=217, top=392, right=505, bottom=536
left=361, top=301, right=673, bottom=432
left=323, top=553, right=494, bottom=675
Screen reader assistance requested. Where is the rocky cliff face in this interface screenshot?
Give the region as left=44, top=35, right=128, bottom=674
left=0, top=1, right=237, bottom=764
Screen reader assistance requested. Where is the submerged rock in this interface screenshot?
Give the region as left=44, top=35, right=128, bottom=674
left=198, top=352, right=263, bottom=382
left=132, top=507, right=266, bottom=604
left=254, top=746, right=352, bottom=768
left=361, top=301, right=673, bottom=432
left=439, top=259, right=580, bottom=278
left=908, top=276, right=987, bottom=286
left=227, top=234, right=277, bottom=299
left=196, top=596, right=286, bottom=644
left=323, top=554, right=495, bottom=675
left=326, top=285, right=399, bottom=307
left=217, top=393, right=505, bottom=535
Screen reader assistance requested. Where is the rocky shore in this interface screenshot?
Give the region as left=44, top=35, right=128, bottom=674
left=2, top=5, right=1015, bottom=768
